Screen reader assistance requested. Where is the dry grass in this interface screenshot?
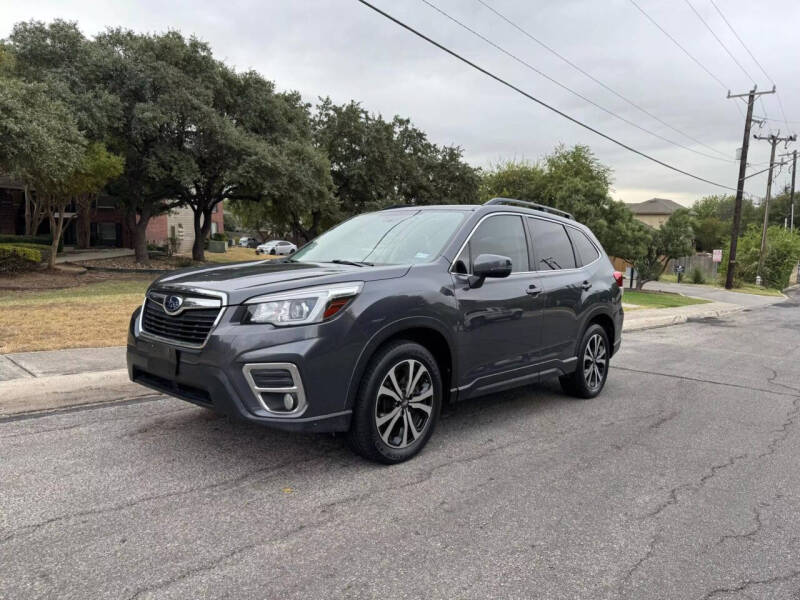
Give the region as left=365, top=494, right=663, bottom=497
left=0, top=279, right=150, bottom=353
left=203, top=246, right=280, bottom=263
left=0, top=250, right=280, bottom=353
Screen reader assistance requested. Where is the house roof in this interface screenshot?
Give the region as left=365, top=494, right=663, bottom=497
left=626, top=197, right=684, bottom=215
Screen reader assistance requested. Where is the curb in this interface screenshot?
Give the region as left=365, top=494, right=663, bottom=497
left=623, top=305, right=745, bottom=332
left=0, top=369, right=155, bottom=417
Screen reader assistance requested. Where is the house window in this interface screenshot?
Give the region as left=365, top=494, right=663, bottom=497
left=211, top=222, right=218, bottom=235
left=96, top=197, right=116, bottom=209
left=98, top=223, right=117, bottom=243
left=177, top=223, right=184, bottom=239
left=170, top=225, right=176, bottom=238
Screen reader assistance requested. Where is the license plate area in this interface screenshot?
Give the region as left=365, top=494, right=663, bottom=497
left=142, top=340, right=179, bottom=378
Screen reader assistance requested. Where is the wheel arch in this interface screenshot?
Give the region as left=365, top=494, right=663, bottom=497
left=345, top=317, right=456, bottom=410
left=581, top=310, right=616, bottom=357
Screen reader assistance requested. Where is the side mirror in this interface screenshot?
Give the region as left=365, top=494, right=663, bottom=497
left=468, top=254, right=512, bottom=288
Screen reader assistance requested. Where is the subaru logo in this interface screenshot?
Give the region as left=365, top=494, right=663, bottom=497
left=164, top=295, right=184, bottom=313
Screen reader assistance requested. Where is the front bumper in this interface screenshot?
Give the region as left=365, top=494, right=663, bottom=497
left=126, top=306, right=356, bottom=433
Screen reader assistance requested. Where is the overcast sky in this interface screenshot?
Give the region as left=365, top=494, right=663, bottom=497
left=3, top=0, right=798, bottom=206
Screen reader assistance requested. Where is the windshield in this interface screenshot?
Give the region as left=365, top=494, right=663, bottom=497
left=291, top=209, right=467, bottom=265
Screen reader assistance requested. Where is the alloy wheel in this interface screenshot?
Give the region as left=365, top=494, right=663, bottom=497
left=583, top=333, right=607, bottom=391
left=374, top=359, right=434, bottom=449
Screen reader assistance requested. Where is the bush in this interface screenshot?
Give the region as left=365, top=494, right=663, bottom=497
left=0, top=234, right=62, bottom=253
left=690, top=267, right=706, bottom=284
left=0, top=243, right=51, bottom=272
left=719, top=226, right=800, bottom=289
left=210, top=232, right=228, bottom=241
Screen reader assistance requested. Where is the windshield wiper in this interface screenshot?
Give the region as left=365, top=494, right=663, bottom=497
left=329, top=259, right=374, bottom=267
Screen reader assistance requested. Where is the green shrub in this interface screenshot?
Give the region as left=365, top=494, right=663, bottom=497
left=0, top=243, right=51, bottom=272
left=719, top=226, right=800, bottom=289
left=690, top=267, right=706, bottom=284
left=210, top=232, right=228, bottom=241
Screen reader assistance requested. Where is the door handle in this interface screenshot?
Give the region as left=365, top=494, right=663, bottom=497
left=581, top=280, right=592, bottom=291
left=526, top=284, right=541, bottom=296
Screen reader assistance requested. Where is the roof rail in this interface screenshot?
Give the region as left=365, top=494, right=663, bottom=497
left=484, top=197, right=574, bottom=220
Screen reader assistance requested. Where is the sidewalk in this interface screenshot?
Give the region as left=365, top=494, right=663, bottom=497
left=0, top=346, right=150, bottom=417
left=0, top=292, right=777, bottom=417
left=55, top=248, right=134, bottom=264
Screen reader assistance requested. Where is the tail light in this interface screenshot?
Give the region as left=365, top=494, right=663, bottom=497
left=613, top=271, right=624, bottom=289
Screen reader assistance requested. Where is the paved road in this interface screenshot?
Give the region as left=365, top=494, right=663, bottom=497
left=3, top=292, right=800, bottom=599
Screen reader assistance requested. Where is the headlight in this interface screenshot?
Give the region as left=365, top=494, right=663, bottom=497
left=243, top=282, right=363, bottom=326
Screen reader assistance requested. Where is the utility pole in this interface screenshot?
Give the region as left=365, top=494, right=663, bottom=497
left=754, top=132, right=796, bottom=281
left=725, top=86, right=775, bottom=289
left=781, top=149, right=797, bottom=232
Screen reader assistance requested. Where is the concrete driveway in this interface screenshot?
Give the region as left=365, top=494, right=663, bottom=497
left=2, top=292, right=800, bottom=599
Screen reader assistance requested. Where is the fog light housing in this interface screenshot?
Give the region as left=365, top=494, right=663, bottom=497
left=242, top=363, right=307, bottom=417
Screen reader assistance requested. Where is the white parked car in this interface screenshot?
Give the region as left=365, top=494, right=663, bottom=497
left=256, top=240, right=297, bottom=255
left=238, top=237, right=257, bottom=248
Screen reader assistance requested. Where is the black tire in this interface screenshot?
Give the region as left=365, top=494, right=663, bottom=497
left=270, top=249, right=276, bottom=255
left=348, top=341, right=442, bottom=464
left=559, top=324, right=610, bottom=399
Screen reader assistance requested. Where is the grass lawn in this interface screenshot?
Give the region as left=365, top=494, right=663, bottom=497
left=0, top=250, right=280, bottom=353
left=623, top=290, right=711, bottom=309
left=203, top=246, right=279, bottom=263
left=0, top=278, right=152, bottom=353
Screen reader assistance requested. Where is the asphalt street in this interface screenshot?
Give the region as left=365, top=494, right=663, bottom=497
left=3, top=291, right=800, bottom=599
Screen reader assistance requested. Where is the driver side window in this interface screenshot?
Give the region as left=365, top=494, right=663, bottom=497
left=454, top=215, right=529, bottom=274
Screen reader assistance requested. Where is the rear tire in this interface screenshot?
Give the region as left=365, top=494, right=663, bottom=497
left=348, top=341, right=442, bottom=464
left=559, top=324, right=609, bottom=399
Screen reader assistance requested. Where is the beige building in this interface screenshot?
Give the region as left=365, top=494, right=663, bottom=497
left=626, top=197, right=684, bottom=228
left=147, top=205, right=223, bottom=255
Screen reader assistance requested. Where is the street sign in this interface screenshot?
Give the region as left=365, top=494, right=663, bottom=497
left=712, top=249, right=723, bottom=263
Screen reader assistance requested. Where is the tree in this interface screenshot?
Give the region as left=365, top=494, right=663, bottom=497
left=0, top=76, right=85, bottom=238
left=70, top=142, right=125, bottom=250
left=92, top=29, right=213, bottom=263
left=480, top=146, right=646, bottom=258
left=313, top=98, right=479, bottom=218
left=719, top=225, right=800, bottom=288
left=626, top=209, right=694, bottom=289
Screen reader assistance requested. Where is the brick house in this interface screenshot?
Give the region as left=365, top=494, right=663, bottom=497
left=0, top=178, right=223, bottom=252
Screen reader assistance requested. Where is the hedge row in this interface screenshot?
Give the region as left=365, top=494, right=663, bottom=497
left=0, top=243, right=51, bottom=263
left=0, top=234, right=63, bottom=252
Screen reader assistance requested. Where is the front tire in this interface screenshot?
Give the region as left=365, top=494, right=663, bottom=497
left=348, top=341, right=442, bottom=464
left=559, top=324, right=609, bottom=399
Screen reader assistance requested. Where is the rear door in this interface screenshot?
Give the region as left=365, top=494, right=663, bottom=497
left=453, top=214, right=545, bottom=392
left=527, top=217, right=585, bottom=365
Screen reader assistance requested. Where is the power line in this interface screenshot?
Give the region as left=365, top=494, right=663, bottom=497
left=356, top=0, right=737, bottom=192
left=709, top=0, right=793, bottom=135
left=683, top=0, right=754, bottom=83
left=474, top=0, right=732, bottom=160
left=420, top=0, right=734, bottom=163
left=628, top=0, right=729, bottom=91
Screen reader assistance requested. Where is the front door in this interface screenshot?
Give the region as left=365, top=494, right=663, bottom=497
left=453, top=214, right=544, bottom=394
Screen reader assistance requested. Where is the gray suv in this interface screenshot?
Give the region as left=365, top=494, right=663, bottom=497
left=127, top=199, right=624, bottom=463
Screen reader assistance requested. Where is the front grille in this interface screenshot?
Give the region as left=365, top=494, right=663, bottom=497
left=141, top=298, right=220, bottom=346
left=250, top=368, right=295, bottom=389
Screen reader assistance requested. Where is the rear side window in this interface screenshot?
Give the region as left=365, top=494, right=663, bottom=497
left=567, top=228, right=600, bottom=267
left=528, top=218, right=576, bottom=270
left=459, top=215, right=529, bottom=273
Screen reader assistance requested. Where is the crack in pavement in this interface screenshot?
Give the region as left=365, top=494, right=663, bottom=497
left=611, top=366, right=800, bottom=399
left=642, top=453, right=749, bottom=521
left=620, top=533, right=661, bottom=591
left=0, top=454, right=324, bottom=545
left=714, top=503, right=766, bottom=548
left=700, top=569, right=800, bottom=599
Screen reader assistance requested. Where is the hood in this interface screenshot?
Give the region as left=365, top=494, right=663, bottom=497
left=150, top=260, right=410, bottom=305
